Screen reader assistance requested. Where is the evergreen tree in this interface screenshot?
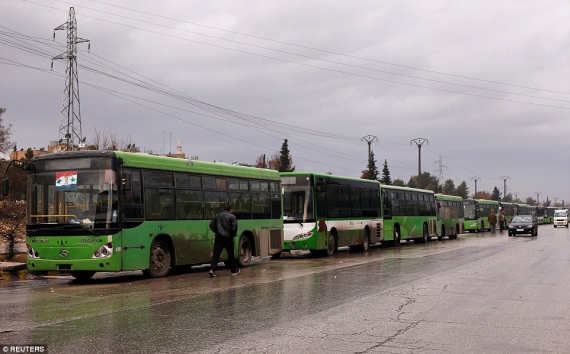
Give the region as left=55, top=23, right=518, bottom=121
left=24, top=147, right=34, bottom=161
left=442, top=179, right=455, bottom=195
left=278, top=139, right=295, bottom=172
left=491, top=186, right=502, bottom=201
left=455, top=181, right=469, bottom=199
left=364, top=151, right=380, bottom=181
left=380, top=159, right=392, bottom=185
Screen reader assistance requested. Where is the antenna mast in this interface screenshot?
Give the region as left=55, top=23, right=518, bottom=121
left=52, top=7, right=90, bottom=151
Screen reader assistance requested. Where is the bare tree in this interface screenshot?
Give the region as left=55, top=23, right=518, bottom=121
left=0, top=201, right=26, bottom=261
left=90, top=128, right=131, bottom=150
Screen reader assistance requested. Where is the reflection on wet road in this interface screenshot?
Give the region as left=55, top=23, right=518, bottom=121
left=2, top=227, right=570, bottom=353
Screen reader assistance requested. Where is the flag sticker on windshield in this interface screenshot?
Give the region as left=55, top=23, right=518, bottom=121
left=56, top=171, right=78, bottom=190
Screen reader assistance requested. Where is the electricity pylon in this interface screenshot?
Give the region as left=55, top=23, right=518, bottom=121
left=52, top=7, right=90, bottom=151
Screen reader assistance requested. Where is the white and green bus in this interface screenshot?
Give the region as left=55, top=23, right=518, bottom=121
left=435, top=194, right=464, bottom=240
left=10, top=151, right=283, bottom=280
left=280, top=172, right=382, bottom=256
left=380, top=185, right=437, bottom=245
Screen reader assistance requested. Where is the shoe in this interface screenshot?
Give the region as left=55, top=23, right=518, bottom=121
left=231, top=269, right=240, bottom=276
left=209, top=270, right=215, bottom=277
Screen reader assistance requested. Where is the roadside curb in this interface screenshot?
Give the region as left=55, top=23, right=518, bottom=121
left=0, top=262, right=27, bottom=271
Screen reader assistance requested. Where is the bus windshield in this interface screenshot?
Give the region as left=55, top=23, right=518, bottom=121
left=28, top=157, right=118, bottom=230
left=464, top=200, right=477, bottom=220
left=282, top=175, right=315, bottom=223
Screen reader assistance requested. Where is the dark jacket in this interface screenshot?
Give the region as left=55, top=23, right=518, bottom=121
left=209, top=210, right=238, bottom=238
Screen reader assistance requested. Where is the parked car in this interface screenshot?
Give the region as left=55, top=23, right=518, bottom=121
left=508, top=215, right=538, bottom=236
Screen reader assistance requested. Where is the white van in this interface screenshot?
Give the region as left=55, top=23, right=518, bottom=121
left=553, top=210, right=568, bottom=228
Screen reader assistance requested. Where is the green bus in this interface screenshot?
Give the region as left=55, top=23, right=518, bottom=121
left=280, top=172, right=382, bottom=256
left=498, top=202, right=515, bottom=223
left=16, top=151, right=283, bottom=279
left=463, top=199, right=499, bottom=232
left=514, top=203, right=530, bottom=216
left=435, top=194, right=464, bottom=240
left=380, top=185, right=437, bottom=245
left=545, top=206, right=560, bottom=224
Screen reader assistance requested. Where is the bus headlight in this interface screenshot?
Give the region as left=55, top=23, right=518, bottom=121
left=293, top=232, right=313, bottom=241
left=27, top=244, right=40, bottom=259
left=92, top=243, right=113, bottom=259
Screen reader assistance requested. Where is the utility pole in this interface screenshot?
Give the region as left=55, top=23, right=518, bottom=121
left=535, top=192, right=541, bottom=205
left=512, top=191, right=519, bottom=201
left=361, top=135, right=378, bottom=163
left=471, top=177, right=480, bottom=198
left=411, top=138, right=428, bottom=188
left=500, top=176, right=510, bottom=198
left=52, top=7, right=90, bottom=151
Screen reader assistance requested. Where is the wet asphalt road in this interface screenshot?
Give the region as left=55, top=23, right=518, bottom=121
left=1, top=225, right=570, bottom=353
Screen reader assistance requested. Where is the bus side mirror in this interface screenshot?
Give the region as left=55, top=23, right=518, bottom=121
left=121, top=173, right=131, bottom=191
left=436, top=202, right=441, bottom=208
left=2, top=179, right=9, bottom=197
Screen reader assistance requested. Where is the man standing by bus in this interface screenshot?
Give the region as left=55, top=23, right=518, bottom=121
left=209, top=204, right=240, bottom=277
left=498, top=210, right=506, bottom=231
left=489, top=209, right=498, bottom=234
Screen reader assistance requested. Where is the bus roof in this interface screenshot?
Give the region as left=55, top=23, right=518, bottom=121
left=33, top=150, right=281, bottom=181
left=380, top=184, right=434, bottom=194
left=474, top=199, right=499, bottom=205
left=434, top=194, right=463, bottom=202
left=280, top=172, right=380, bottom=185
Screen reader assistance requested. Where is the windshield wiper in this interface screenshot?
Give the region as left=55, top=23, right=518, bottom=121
left=286, top=216, right=304, bottom=226
left=53, top=224, right=98, bottom=235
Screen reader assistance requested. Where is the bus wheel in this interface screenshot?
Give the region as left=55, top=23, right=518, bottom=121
left=70, top=271, right=95, bottom=281
left=237, top=235, right=252, bottom=267
left=393, top=227, right=401, bottom=247
left=145, top=238, right=171, bottom=278
left=418, top=224, right=428, bottom=244
left=324, top=233, right=336, bottom=256
left=452, top=224, right=460, bottom=239
left=359, top=229, right=370, bottom=252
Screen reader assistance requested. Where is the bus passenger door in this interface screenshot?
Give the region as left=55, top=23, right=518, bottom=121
left=119, top=170, right=148, bottom=271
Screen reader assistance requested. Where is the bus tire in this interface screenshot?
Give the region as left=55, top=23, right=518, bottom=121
left=324, top=233, right=336, bottom=257
left=452, top=224, right=460, bottom=239
left=145, top=238, right=171, bottom=278
left=237, top=235, right=252, bottom=267
left=417, top=224, right=428, bottom=244
left=359, top=229, right=370, bottom=252
left=70, top=271, right=95, bottom=281
left=393, top=227, right=401, bottom=247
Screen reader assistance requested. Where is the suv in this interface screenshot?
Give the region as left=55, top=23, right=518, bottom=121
left=553, top=210, right=568, bottom=228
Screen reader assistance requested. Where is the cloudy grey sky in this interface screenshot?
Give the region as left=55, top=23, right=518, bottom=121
left=2, top=0, right=570, bottom=204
